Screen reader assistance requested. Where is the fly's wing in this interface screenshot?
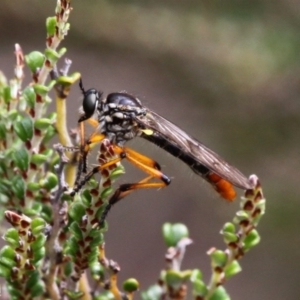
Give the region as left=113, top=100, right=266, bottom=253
left=135, top=109, right=252, bottom=190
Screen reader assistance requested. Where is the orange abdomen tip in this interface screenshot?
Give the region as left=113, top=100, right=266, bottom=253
left=207, top=173, right=237, bottom=202
left=216, top=179, right=236, bottom=201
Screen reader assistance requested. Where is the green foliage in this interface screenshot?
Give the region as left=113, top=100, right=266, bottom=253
left=123, top=278, right=139, bottom=292
left=162, top=222, right=189, bottom=247
left=14, top=116, right=33, bottom=141
left=25, top=51, right=45, bottom=73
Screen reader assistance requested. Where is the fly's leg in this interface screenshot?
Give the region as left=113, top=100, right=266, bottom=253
left=99, top=175, right=155, bottom=226
left=71, top=143, right=171, bottom=196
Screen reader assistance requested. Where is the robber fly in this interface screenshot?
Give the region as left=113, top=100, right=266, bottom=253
left=76, top=79, right=253, bottom=201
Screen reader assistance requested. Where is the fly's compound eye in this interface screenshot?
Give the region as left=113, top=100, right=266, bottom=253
left=81, top=89, right=102, bottom=121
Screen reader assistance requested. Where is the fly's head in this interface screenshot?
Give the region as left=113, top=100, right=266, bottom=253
left=78, top=79, right=103, bottom=123
left=78, top=80, right=146, bottom=145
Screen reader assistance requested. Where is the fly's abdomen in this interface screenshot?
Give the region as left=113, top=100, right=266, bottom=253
left=142, top=132, right=240, bottom=201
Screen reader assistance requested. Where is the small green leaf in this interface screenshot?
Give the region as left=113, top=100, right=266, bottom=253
left=31, top=202, right=43, bottom=214
left=236, top=210, right=249, bottom=218
left=3, top=229, right=19, bottom=247
left=89, top=228, right=103, bottom=239
left=163, top=223, right=172, bottom=245
left=243, top=229, right=260, bottom=251
left=256, top=199, right=266, bottom=212
left=123, top=278, right=139, bottom=292
left=0, top=159, right=7, bottom=173
left=26, top=271, right=44, bottom=297
left=0, top=246, right=16, bottom=268
left=110, top=165, right=125, bottom=180
left=31, top=234, right=47, bottom=251
left=87, top=250, right=98, bottom=264
left=224, top=260, right=242, bottom=279
left=89, top=233, right=104, bottom=248
left=31, top=153, right=49, bottom=165
left=46, top=17, right=57, bottom=36
left=162, top=223, right=189, bottom=247
left=0, top=179, right=11, bottom=197
left=56, top=72, right=81, bottom=85
left=23, top=207, right=42, bottom=217
left=81, top=191, right=92, bottom=207
left=25, top=51, right=44, bottom=73
left=14, top=117, right=33, bottom=141
left=192, top=279, right=207, bottom=297
left=100, top=187, right=113, bottom=199
left=209, top=250, right=227, bottom=268
left=45, top=48, right=66, bottom=65
left=27, top=182, right=41, bottom=192
left=26, top=270, right=40, bottom=289
left=7, top=284, right=22, bottom=298
left=86, top=178, right=98, bottom=189
left=3, top=86, right=11, bottom=104
left=47, top=80, right=56, bottom=91
left=222, top=222, right=236, bottom=234
left=40, top=205, right=52, bottom=223
left=0, top=161, right=6, bottom=175
left=233, top=211, right=250, bottom=225
left=69, top=203, right=86, bottom=222
left=190, top=269, right=203, bottom=282
left=0, top=123, right=6, bottom=139
left=11, top=175, right=25, bottom=199
left=165, top=270, right=183, bottom=288
left=39, top=172, right=58, bottom=190
left=64, top=261, right=72, bottom=277
left=65, top=237, right=79, bottom=256
left=42, top=125, right=57, bottom=144
left=33, top=84, right=50, bottom=96
left=222, top=232, right=238, bottom=244
left=58, top=47, right=67, bottom=57
left=32, top=246, right=46, bottom=263
left=47, top=112, right=57, bottom=123
left=0, top=263, right=11, bottom=278
left=210, top=286, right=230, bottom=300
left=22, top=86, right=36, bottom=108
left=34, top=118, right=53, bottom=130
left=30, top=280, right=44, bottom=297
left=8, top=109, right=19, bottom=121
left=12, top=148, right=29, bottom=171
left=69, top=222, right=83, bottom=241
left=90, top=262, right=104, bottom=280
left=31, top=218, right=46, bottom=235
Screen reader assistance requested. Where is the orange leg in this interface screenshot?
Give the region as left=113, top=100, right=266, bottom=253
left=112, top=145, right=169, bottom=183
left=76, top=121, right=105, bottom=179
left=114, top=145, right=161, bottom=170
left=71, top=143, right=171, bottom=196
left=81, top=132, right=106, bottom=174
left=86, top=118, right=99, bottom=128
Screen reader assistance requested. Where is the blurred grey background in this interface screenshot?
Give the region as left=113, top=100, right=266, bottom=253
left=1, top=1, right=300, bottom=299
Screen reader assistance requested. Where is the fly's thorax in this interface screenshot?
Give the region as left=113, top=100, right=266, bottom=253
left=97, top=92, right=146, bottom=145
